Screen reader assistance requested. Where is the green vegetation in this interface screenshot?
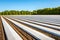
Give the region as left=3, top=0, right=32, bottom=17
left=0, top=7, right=60, bottom=15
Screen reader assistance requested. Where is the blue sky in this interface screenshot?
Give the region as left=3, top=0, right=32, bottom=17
left=0, top=0, right=60, bottom=11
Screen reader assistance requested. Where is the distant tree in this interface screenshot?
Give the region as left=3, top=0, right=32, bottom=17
left=0, top=7, right=60, bottom=15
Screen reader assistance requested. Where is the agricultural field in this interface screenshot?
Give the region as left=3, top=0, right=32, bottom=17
left=0, top=15, right=60, bottom=40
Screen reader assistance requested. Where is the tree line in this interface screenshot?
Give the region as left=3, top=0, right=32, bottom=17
left=0, top=7, right=60, bottom=15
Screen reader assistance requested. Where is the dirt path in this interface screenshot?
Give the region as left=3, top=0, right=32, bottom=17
left=0, top=17, right=5, bottom=40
